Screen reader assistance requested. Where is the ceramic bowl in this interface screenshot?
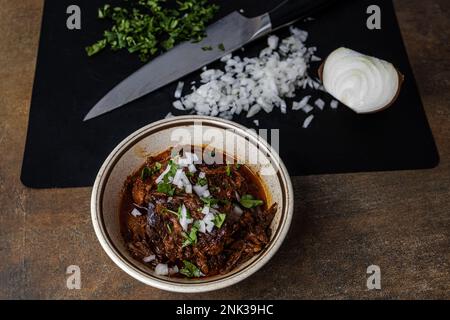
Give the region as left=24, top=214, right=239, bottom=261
left=91, top=115, right=293, bottom=293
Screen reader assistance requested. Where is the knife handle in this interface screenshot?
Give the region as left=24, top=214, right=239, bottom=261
left=268, top=0, right=338, bottom=30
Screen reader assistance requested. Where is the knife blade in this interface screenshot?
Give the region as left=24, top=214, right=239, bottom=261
left=84, top=0, right=337, bottom=121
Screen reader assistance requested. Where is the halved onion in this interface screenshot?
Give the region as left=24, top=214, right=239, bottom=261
left=319, top=47, right=404, bottom=113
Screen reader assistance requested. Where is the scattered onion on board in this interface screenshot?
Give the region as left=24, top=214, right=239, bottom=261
left=319, top=47, right=404, bottom=114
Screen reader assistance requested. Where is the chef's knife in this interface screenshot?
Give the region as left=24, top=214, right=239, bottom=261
left=84, top=0, right=337, bottom=121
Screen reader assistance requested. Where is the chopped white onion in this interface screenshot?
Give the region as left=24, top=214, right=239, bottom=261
left=174, top=81, right=184, bottom=99
left=193, top=184, right=209, bottom=198
left=315, top=98, right=325, bottom=110
left=303, top=115, right=314, bottom=129
left=155, top=263, right=169, bottom=276
left=143, top=255, right=156, bottom=263
left=233, top=205, right=244, bottom=216
left=130, top=208, right=142, bottom=217
left=267, top=35, right=279, bottom=50
left=301, top=104, right=314, bottom=114
left=171, top=27, right=321, bottom=121
left=322, top=47, right=401, bottom=113
left=292, top=95, right=311, bottom=110
left=201, top=190, right=211, bottom=198
left=202, top=212, right=215, bottom=233
left=172, top=169, right=183, bottom=186
left=330, top=99, right=339, bottom=109
left=201, top=206, right=210, bottom=215
left=188, top=164, right=197, bottom=173
left=172, top=100, right=184, bottom=110
left=198, top=220, right=206, bottom=233
left=170, top=265, right=179, bottom=275
left=179, top=204, right=193, bottom=231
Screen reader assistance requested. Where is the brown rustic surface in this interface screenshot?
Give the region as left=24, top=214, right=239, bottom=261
left=0, top=0, right=449, bottom=299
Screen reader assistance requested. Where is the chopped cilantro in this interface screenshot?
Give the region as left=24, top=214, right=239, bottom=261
left=226, top=165, right=232, bottom=177
left=141, top=162, right=162, bottom=179
left=157, top=182, right=175, bottom=196
left=202, top=45, right=213, bottom=51
left=86, top=0, right=219, bottom=61
left=200, top=197, right=219, bottom=207
left=213, top=213, right=226, bottom=228
left=239, top=194, right=264, bottom=208
left=180, top=260, right=202, bottom=278
left=182, top=223, right=199, bottom=247
left=197, top=177, right=208, bottom=186
left=157, top=161, right=178, bottom=195
left=218, top=43, right=225, bottom=51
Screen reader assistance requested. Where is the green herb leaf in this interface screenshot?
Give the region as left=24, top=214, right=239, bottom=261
left=141, top=167, right=151, bottom=180
left=200, top=197, right=219, bottom=207
left=180, top=260, right=202, bottom=278
left=239, top=194, right=264, bottom=209
left=218, top=43, right=225, bottom=51
left=157, top=161, right=178, bottom=195
left=201, top=45, right=213, bottom=51
left=154, top=162, right=162, bottom=171
left=182, top=224, right=198, bottom=247
left=197, top=177, right=208, bottom=186
left=225, top=165, right=232, bottom=177
left=163, top=207, right=179, bottom=218
left=157, top=182, right=175, bottom=196
left=86, top=39, right=107, bottom=56
left=166, top=223, right=172, bottom=234
left=141, top=162, right=162, bottom=179
left=86, top=0, right=219, bottom=61
left=213, top=213, right=226, bottom=228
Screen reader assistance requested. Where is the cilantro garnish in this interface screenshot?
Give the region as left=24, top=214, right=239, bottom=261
left=180, top=260, right=202, bottom=278
left=141, top=162, right=162, bottom=179
left=157, top=161, right=178, bottom=195
left=239, top=194, right=264, bottom=208
left=213, top=213, right=226, bottom=228
left=182, top=222, right=199, bottom=247
left=157, top=181, right=175, bottom=196
left=197, top=177, right=208, bottom=186
left=225, top=165, right=232, bottom=177
left=86, top=0, right=219, bottom=61
left=200, top=197, right=219, bottom=207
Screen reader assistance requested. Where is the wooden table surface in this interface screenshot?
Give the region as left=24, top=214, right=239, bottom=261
left=0, top=0, right=449, bottom=299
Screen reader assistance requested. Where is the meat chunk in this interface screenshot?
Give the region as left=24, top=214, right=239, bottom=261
left=132, top=178, right=150, bottom=205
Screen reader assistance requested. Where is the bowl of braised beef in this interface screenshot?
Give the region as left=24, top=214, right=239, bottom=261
left=91, top=116, right=293, bottom=292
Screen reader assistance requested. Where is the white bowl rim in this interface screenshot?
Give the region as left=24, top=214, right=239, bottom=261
left=91, top=115, right=294, bottom=293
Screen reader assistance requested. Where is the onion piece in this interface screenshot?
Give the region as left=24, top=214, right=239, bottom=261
left=193, top=184, right=208, bottom=198
left=155, top=263, right=169, bottom=276
left=130, top=208, right=142, bottom=217
left=174, top=81, right=184, bottom=99
left=233, top=205, right=244, bottom=216
left=155, top=164, right=172, bottom=184
left=169, top=265, right=179, bottom=275
left=179, top=204, right=193, bottom=231
left=320, top=47, right=403, bottom=113
left=302, top=115, right=314, bottom=129
left=143, top=255, right=156, bottom=263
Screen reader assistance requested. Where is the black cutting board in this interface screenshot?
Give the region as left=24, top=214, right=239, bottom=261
left=21, top=0, right=439, bottom=188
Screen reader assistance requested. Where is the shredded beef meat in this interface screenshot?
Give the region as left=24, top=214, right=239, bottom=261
left=120, top=148, right=277, bottom=278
